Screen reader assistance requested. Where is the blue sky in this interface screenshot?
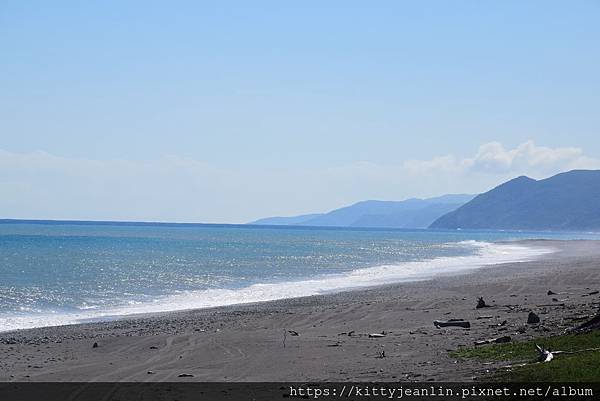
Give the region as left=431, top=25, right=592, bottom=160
left=1, top=1, right=599, bottom=222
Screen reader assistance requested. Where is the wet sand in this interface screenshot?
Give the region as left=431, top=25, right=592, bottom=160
left=1, top=240, right=599, bottom=382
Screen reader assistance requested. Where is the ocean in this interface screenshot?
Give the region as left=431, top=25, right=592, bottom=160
left=0, top=221, right=597, bottom=332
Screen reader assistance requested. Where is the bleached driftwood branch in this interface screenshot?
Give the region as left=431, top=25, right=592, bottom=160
left=502, top=345, right=600, bottom=369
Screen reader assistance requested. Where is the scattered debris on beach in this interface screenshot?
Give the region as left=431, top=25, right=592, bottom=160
left=474, top=336, right=511, bottom=346
left=434, top=319, right=471, bottom=329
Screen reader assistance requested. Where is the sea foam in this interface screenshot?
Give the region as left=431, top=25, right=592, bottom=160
left=0, top=241, right=553, bottom=332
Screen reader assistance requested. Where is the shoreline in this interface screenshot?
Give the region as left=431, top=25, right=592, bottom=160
left=0, top=239, right=554, bottom=334
left=1, top=239, right=599, bottom=381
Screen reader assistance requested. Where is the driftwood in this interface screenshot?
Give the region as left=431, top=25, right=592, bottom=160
left=503, top=345, right=600, bottom=369
left=474, top=336, right=511, bottom=346
left=368, top=333, right=386, bottom=338
left=288, top=330, right=299, bottom=336
left=536, top=344, right=554, bottom=363
left=572, top=314, right=600, bottom=332
left=547, top=289, right=577, bottom=296
left=476, top=297, right=491, bottom=309
left=536, top=344, right=600, bottom=362
left=565, top=314, right=591, bottom=321
left=434, top=319, right=471, bottom=329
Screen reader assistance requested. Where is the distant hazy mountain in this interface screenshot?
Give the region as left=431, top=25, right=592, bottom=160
left=250, top=213, right=324, bottom=226
left=249, top=194, right=474, bottom=228
left=350, top=203, right=471, bottom=229
left=430, top=170, right=600, bottom=231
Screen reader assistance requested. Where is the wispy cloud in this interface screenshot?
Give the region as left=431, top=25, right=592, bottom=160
left=0, top=141, right=598, bottom=222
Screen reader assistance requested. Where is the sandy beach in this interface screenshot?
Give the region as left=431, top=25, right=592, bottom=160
left=1, top=239, right=599, bottom=382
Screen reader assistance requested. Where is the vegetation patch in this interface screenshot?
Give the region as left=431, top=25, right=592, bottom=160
left=451, top=331, right=600, bottom=381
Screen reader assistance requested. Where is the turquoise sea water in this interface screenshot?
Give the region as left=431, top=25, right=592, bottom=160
left=1, top=221, right=598, bottom=332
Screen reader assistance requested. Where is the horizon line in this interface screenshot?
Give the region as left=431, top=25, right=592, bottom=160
left=0, top=218, right=442, bottom=232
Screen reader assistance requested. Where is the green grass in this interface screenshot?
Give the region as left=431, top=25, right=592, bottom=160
left=495, top=352, right=600, bottom=381
left=451, top=331, right=600, bottom=381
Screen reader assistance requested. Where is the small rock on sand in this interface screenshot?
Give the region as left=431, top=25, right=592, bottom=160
left=527, top=312, right=540, bottom=324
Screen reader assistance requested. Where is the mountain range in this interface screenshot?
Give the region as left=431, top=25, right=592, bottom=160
left=253, top=170, right=600, bottom=232
left=430, top=170, right=600, bottom=231
left=250, top=194, right=475, bottom=229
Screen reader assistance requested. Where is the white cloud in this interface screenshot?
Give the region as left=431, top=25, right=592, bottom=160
left=464, top=140, right=597, bottom=174
left=404, top=140, right=600, bottom=177
left=0, top=140, right=598, bottom=222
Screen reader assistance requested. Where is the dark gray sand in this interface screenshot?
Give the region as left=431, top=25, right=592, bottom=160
left=1, top=240, right=599, bottom=382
